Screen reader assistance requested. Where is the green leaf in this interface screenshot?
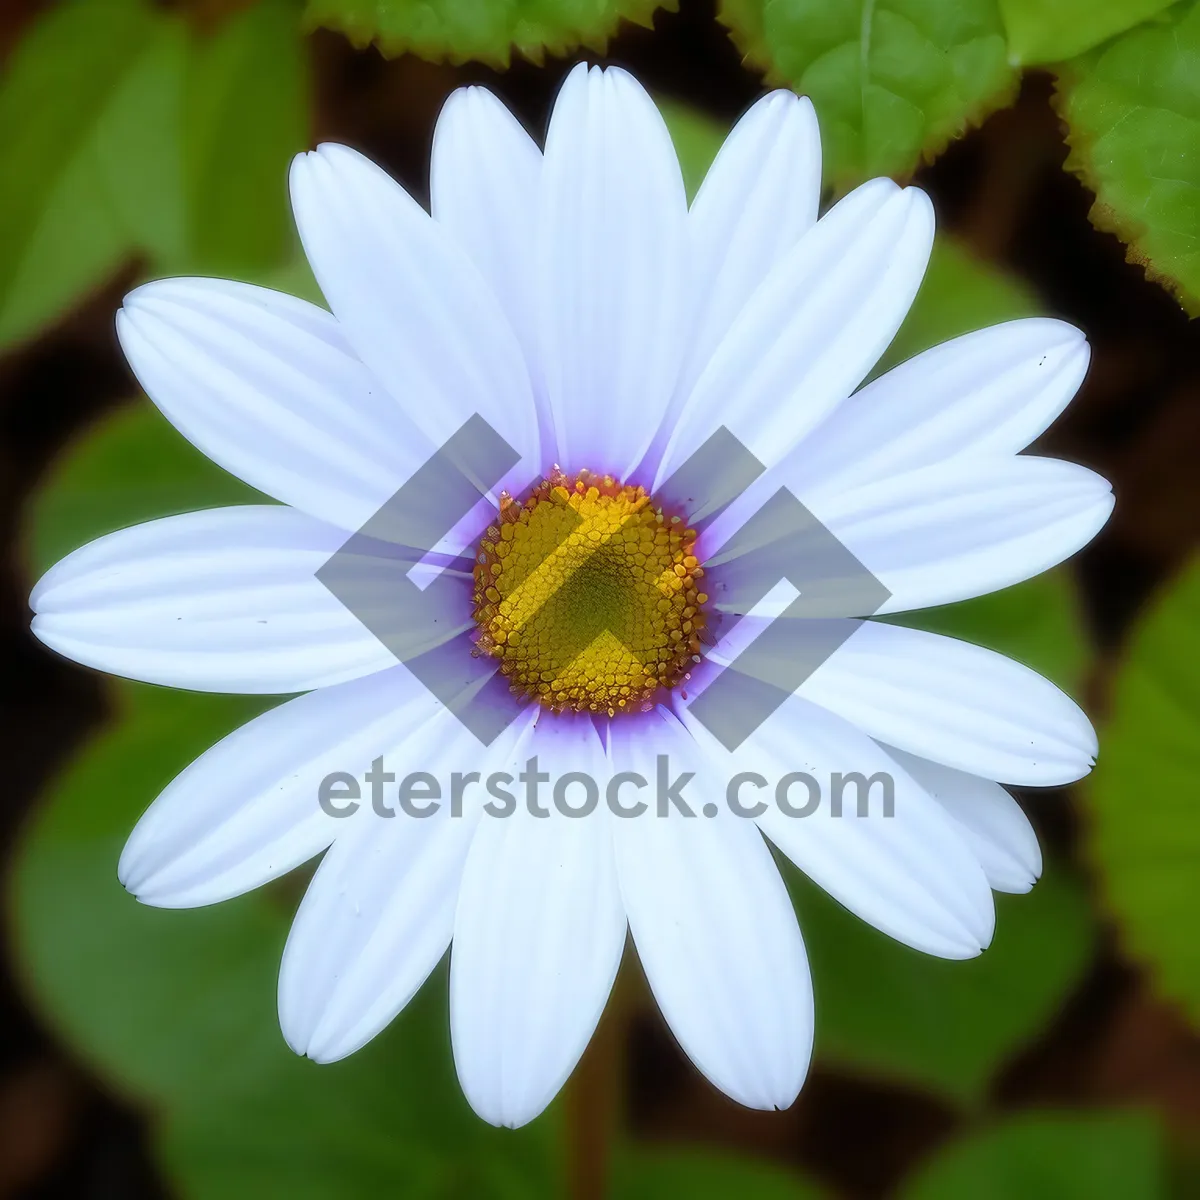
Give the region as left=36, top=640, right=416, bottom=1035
left=1086, top=556, right=1200, bottom=1022
left=164, top=1064, right=559, bottom=1200
left=789, top=864, right=1096, bottom=1104
left=719, top=0, right=1019, bottom=188
left=163, top=1107, right=442, bottom=1200
left=0, top=0, right=185, bottom=348
left=304, top=0, right=672, bottom=67
left=0, top=0, right=309, bottom=350
left=26, top=400, right=264, bottom=579
left=1056, top=1, right=1200, bottom=315
left=11, top=684, right=279, bottom=1102
left=614, top=1148, right=825, bottom=1199
left=9, top=680, right=559, bottom=1196
left=158, top=955, right=560, bottom=1199
left=899, top=1110, right=1166, bottom=1199
left=179, top=0, right=309, bottom=277
left=1000, top=0, right=1176, bottom=66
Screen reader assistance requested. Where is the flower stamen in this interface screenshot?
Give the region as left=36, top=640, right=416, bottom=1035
left=472, top=470, right=708, bottom=715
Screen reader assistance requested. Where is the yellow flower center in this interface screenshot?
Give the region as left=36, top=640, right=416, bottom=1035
left=472, top=471, right=709, bottom=715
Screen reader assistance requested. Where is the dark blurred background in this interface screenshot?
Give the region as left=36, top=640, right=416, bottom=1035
left=2, top=0, right=1200, bottom=1196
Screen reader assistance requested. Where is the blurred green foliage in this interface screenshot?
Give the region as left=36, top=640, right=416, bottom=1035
left=900, top=1111, right=1167, bottom=1198
left=1056, top=0, right=1200, bottom=316
left=0, top=0, right=304, bottom=350
left=28, top=402, right=265, bottom=576
left=183, top=0, right=308, bottom=275
left=876, top=240, right=1035, bottom=375
left=655, top=97, right=727, bottom=201
left=790, top=868, right=1095, bottom=1105
left=890, top=575, right=1089, bottom=697
left=612, top=1149, right=826, bottom=1198
left=305, top=0, right=672, bottom=66
left=11, top=682, right=561, bottom=1199
left=1087, top=557, right=1200, bottom=1023
left=4, top=0, right=1191, bottom=1194
left=6, top=0, right=1200, bottom=339
left=0, top=0, right=182, bottom=347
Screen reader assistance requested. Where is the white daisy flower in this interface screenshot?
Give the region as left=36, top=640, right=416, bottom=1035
left=29, top=63, right=1112, bottom=1128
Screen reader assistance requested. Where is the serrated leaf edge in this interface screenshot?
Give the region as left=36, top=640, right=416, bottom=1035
left=304, top=0, right=676, bottom=70
left=1051, top=67, right=1200, bottom=317
left=717, top=0, right=1020, bottom=189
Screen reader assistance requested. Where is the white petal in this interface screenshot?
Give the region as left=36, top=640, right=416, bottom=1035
left=451, top=715, right=626, bottom=1127
left=30, top=507, right=405, bottom=693
left=279, top=705, right=533, bottom=1064
left=610, top=712, right=812, bottom=1109
left=431, top=86, right=546, bottom=423
left=673, top=90, right=821, bottom=408
left=790, top=318, right=1092, bottom=501
left=289, top=143, right=539, bottom=480
left=804, top=456, right=1114, bottom=614
left=889, top=749, right=1042, bottom=894
left=117, top=278, right=434, bottom=533
left=655, top=179, right=934, bottom=492
left=120, top=667, right=434, bottom=907
left=799, top=621, right=1098, bottom=785
left=538, top=64, right=689, bottom=478
left=678, top=696, right=995, bottom=959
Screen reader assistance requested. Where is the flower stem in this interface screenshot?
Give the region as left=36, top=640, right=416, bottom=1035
left=564, top=962, right=630, bottom=1200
